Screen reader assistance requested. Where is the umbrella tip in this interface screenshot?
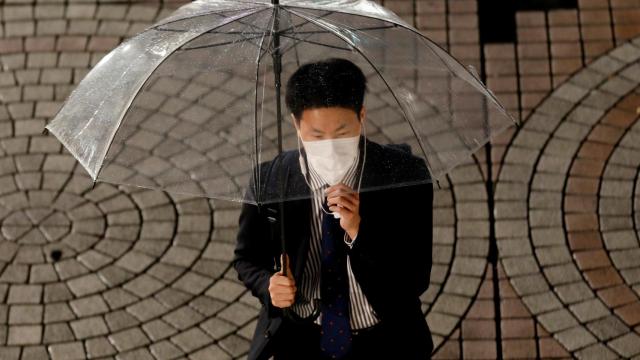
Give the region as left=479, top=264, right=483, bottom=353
left=42, top=128, right=49, bottom=135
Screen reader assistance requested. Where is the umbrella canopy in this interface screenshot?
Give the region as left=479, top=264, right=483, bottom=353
left=44, top=0, right=517, bottom=205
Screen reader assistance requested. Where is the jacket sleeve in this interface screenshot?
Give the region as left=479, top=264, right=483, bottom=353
left=347, top=152, right=434, bottom=310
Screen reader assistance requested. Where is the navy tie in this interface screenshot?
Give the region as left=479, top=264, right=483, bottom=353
left=320, top=197, right=352, bottom=359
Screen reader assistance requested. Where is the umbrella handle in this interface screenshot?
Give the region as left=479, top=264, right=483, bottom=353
left=281, top=251, right=289, bottom=277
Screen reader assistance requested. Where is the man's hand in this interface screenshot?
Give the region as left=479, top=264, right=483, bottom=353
left=326, top=183, right=360, bottom=239
left=268, top=253, right=296, bottom=308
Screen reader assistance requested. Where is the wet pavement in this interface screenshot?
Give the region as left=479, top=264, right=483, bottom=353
left=0, top=1, right=639, bottom=359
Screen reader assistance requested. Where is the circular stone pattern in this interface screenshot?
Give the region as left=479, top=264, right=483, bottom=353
left=496, top=35, right=640, bottom=359
left=0, top=147, right=261, bottom=359
left=2, top=207, right=71, bottom=244
left=0, top=140, right=491, bottom=359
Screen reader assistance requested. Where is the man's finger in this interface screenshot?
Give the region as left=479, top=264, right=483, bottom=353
left=325, top=183, right=354, bottom=195
left=271, top=276, right=295, bottom=287
left=328, top=195, right=357, bottom=210
left=328, top=191, right=358, bottom=202
left=270, top=288, right=296, bottom=298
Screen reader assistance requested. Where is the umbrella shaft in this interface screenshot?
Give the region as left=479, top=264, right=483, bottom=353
left=271, top=3, right=287, bottom=275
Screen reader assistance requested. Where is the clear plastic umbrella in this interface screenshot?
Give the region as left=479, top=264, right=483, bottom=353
left=45, top=0, right=517, bottom=206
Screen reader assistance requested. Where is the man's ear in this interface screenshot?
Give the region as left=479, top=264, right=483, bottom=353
left=359, top=106, right=366, bottom=124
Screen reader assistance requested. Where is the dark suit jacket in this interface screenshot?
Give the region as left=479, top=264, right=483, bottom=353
left=232, top=137, right=434, bottom=359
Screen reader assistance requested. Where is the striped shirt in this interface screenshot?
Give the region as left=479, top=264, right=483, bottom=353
left=291, top=150, right=380, bottom=330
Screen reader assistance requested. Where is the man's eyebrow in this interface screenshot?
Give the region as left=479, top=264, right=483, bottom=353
left=310, top=122, right=348, bottom=133
left=335, top=123, right=347, bottom=131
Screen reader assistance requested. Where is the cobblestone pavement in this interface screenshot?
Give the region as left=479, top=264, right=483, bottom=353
left=0, top=1, right=639, bottom=359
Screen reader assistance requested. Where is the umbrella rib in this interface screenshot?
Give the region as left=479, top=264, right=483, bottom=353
left=178, top=34, right=265, bottom=51
left=177, top=7, right=274, bottom=52
left=253, top=7, right=275, bottom=205
left=93, top=8, right=265, bottom=180
left=286, top=8, right=436, bottom=178
left=284, top=7, right=302, bottom=68
left=278, top=33, right=352, bottom=52
left=153, top=3, right=268, bottom=29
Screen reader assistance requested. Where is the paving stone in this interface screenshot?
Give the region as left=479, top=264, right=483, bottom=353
left=497, top=237, right=532, bottom=257
left=189, top=296, right=226, bottom=317
left=142, top=319, right=178, bottom=342
left=544, top=263, right=582, bottom=285
left=237, top=318, right=257, bottom=340
left=105, top=310, right=140, bottom=332
left=570, top=298, right=611, bottom=322
left=205, top=278, right=246, bottom=303
left=608, top=332, right=640, bottom=357
left=154, top=287, right=192, bottom=309
left=599, top=76, right=637, bottom=96
left=552, top=82, right=590, bottom=102
left=123, top=273, right=165, bottom=298
left=163, top=305, right=205, bottom=331
left=555, top=326, right=598, bottom=352
left=531, top=227, right=566, bottom=246
left=48, top=341, right=85, bottom=360
left=126, top=298, right=169, bottom=322
left=67, top=273, right=107, bottom=297
left=522, top=292, right=563, bottom=314
left=42, top=323, right=74, bottom=343
left=43, top=303, right=75, bottom=324
left=150, top=340, right=185, bottom=360
left=115, top=251, right=155, bottom=273
left=610, top=249, right=640, bottom=269
left=200, top=317, right=236, bottom=340
left=109, top=327, right=150, bottom=352
left=538, top=308, right=579, bottom=333
left=587, top=315, right=629, bottom=341
left=620, top=63, right=640, bottom=82
left=116, top=347, right=156, bottom=360
left=0, top=346, right=20, bottom=360
left=85, top=336, right=117, bottom=358
left=218, top=334, right=251, bottom=358
left=501, top=256, right=539, bottom=277
left=218, top=301, right=261, bottom=328
left=535, top=97, right=575, bottom=120
left=21, top=346, right=49, bottom=360
left=171, top=327, right=212, bottom=353
left=7, top=325, right=41, bottom=345
left=8, top=304, right=42, bottom=325
left=575, top=343, right=619, bottom=360
left=7, top=284, right=42, bottom=304
left=535, top=246, right=572, bottom=266
left=189, top=344, right=232, bottom=360
left=70, top=316, right=109, bottom=339
left=510, top=273, right=549, bottom=296
left=588, top=54, right=626, bottom=74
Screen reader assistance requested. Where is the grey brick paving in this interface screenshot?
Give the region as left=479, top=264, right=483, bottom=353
left=495, top=33, right=640, bottom=358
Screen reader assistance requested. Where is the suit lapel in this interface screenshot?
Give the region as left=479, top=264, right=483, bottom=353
left=283, top=153, right=312, bottom=282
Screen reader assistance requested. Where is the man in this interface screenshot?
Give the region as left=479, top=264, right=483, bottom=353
left=233, top=58, right=434, bottom=360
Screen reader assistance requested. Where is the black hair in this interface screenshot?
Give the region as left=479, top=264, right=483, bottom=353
left=285, top=58, right=367, bottom=122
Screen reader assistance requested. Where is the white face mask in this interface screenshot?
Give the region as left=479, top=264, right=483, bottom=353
left=299, top=134, right=360, bottom=186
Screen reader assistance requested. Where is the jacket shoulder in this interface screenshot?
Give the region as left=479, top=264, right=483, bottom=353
left=366, top=140, right=431, bottom=183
